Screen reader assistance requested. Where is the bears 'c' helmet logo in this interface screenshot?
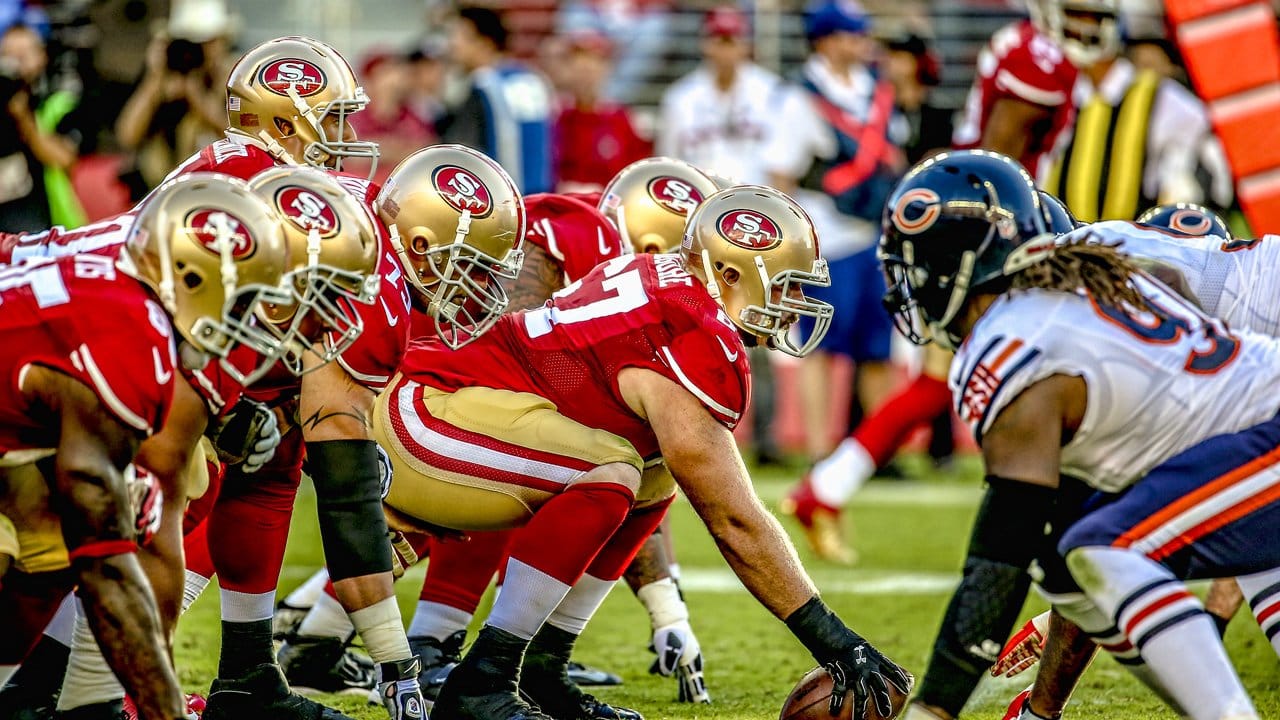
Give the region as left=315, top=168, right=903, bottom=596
left=432, top=165, right=493, bottom=218
left=274, top=186, right=340, bottom=239
left=1169, top=209, right=1213, bottom=236
left=259, top=59, right=328, bottom=97
left=717, top=210, right=781, bottom=250
left=891, top=188, right=943, bottom=235
left=647, top=177, right=704, bottom=216
left=187, top=209, right=257, bottom=259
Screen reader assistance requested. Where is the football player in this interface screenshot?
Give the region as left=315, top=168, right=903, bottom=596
left=597, top=157, right=718, bottom=254
left=374, top=185, right=912, bottom=720
left=1136, top=202, right=1233, bottom=240
left=782, top=0, right=1103, bottom=566
left=884, top=150, right=1280, bottom=720
left=0, top=172, right=293, bottom=720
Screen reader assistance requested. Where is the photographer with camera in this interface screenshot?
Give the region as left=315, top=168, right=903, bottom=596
left=0, top=23, right=82, bottom=232
left=115, top=0, right=231, bottom=198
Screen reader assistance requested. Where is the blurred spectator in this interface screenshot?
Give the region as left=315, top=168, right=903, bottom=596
left=405, top=38, right=448, bottom=132
left=348, top=49, right=435, bottom=184
left=556, top=0, right=673, bottom=104
left=657, top=6, right=782, bottom=185
left=883, top=32, right=952, bottom=165
left=552, top=31, right=649, bottom=193
left=440, top=5, right=554, bottom=193
left=0, top=23, right=83, bottom=231
left=764, top=0, right=905, bottom=460
left=1045, top=11, right=1224, bottom=220
left=114, top=0, right=232, bottom=200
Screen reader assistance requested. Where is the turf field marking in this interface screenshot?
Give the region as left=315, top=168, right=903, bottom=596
left=679, top=568, right=958, bottom=595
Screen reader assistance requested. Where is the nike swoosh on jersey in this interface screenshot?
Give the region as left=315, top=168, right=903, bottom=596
left=381, top=298, right=400, bottom=327
left=152, top=347, right=173, bottom=385
left=716, top=336, right=740, bottom=362
left=597, top=227, right=611, bottom=256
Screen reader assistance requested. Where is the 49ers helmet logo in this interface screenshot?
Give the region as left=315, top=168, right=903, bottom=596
left=432, top=165, right=493, bottom=218
left=717, top=210, right=781, bottom=250
left=891, top=188, right=942, bottom=235
left=274, top=186, right=340, bottom=238
left=187, top=209, right=256, bottom=259
left=647, top=177, right=703, bottom=216
left=259, top=59, right=328, bottom=97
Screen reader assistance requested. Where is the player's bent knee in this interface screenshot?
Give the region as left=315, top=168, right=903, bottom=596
left=569, top=462, right=641, bottom=495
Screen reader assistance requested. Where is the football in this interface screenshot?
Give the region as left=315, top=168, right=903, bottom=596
left=779, top=666, right=910, bottom=720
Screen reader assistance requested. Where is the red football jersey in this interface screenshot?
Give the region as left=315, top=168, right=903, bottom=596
left=0, top=212, right=136, bottom=265
left=524, top=193, right=627, bottom=284
left=952, top=20, right=1078, bottom=177
left=400, top=253, right=751, bottom=458
left=0, top=255, right=176, bottom=455
left=166, top=137, right=279, bottom=184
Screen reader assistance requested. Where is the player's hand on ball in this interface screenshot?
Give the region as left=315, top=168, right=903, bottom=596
left=832, top=641, right=914, bottom=719
left=649, top=620, right=711, bottom=703
left=210, top=397, right=280, bottom=472
left=991, top=612, right=1050, bottom=678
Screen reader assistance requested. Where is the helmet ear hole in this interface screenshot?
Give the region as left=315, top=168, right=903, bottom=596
left=182, top=271, right=204, bottom=290
left=409, top=230, right=435, bottom=256
left=274, top=118, right=297, bottom=138
left=721, top=266, right=740, bottom=286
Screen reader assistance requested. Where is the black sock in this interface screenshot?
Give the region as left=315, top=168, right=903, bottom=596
left=0, top=632, right=70, bottom=708
left=219, top=619, right=275, bottom=679
left=52, top=699, right=124, bottom=720
left=1212, top=612, right=1232, bottom=638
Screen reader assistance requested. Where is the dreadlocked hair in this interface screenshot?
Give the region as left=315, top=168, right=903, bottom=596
left=1008, top=240, right=1153, bottom=312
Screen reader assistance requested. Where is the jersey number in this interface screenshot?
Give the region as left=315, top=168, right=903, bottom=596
left=525, top=256, right=648, bottom=338
left=0, top=256, right=115, bottom=309
left=1092, top=289, right=1240, bottom=374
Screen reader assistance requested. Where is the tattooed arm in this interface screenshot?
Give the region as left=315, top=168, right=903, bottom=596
left=503, top=244, right=565, bottom=312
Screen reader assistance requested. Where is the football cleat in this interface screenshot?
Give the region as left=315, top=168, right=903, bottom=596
left=433, top=627, right=554, bottom=720
left=373, top=658, right=426, bottom=720
left=781, top=474, right=856, bottom=565
left=272, top=600, right=310, bottom=641
left=202, top=663, right=355, bottom=720
left=404, top=631, right=465, bottom=705
left=123, top=693, right=205, bottom=720
left=566, top=661, right=622, bottom=688
left=277, top=635, right=377, bottom=696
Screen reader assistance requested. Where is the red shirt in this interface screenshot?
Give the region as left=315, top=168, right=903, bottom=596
left=523, top=193, right=627, bottom=283
left=400, top=253, right=751, bottom=459
left=952, top=20, right=1078, bottom=177
left=554, top=103, right=651, bottom=189
left=0, top=255, right=176, bottom=454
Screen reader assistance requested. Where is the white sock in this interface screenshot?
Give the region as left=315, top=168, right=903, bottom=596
left=636, top=577, right=688, bottom=630
left=810, top=438, right=875, bottom=508
left=220, top=588, right=274, bottom=623
left=283, top=569, right=330, bottom=608
left=547, top=575, right=615, bottom=635
left=0, top=666, right=15, bottom=685
left=1068, top=547, right=1256, bottom=720
left=296, top=591, right=355, bottom=640
left=1238, top=568, right=1280, bottom=657
left=488, top=558, right=570, bottom=640
left=56, top=600, right=124, bottom=711
left=349, top=596, right=412, bottom=664
left=407, top=600, right=472, bottom=640
left=44, top=593, right=76, bottom=646
left=183, top=570, right=211, bottom=614
left=667, top=563, right=681, bottom=582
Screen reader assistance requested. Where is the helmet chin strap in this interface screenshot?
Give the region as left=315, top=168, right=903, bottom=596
left=698, top=249, right=722, bottom=300
left=256, top=130, right=302, bottom=166
left=615, top=205, right=631, bottom=251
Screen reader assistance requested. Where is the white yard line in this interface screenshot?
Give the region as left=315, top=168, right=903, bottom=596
left=678, top=567, right=959, bottom=595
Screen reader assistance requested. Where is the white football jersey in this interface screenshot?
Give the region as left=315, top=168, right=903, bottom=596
left=1062, top=220, right=1280, bottom=336
left=951, top=281, right=1280, bottom=492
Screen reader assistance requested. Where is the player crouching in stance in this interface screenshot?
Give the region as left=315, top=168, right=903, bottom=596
left=883, top=150, right=1278, bottom=720
left=0, top=173, right=292, bottom=720
left=374, top=185, right=913, bottom=720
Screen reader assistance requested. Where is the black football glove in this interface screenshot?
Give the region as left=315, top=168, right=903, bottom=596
left=826, top=640, right=914, bottom=718
left=209, top=397, right=280, bottom=472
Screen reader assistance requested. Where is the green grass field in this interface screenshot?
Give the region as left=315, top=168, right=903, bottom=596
left=174, top=459, right=1280, bottom=719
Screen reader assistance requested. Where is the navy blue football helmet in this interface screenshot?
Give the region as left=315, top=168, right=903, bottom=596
left=879, top=150, right=1052, bottom=349
left=1136, top=203, right=1232, bottom=241
left=1039, top=190, right=1079, bottom=233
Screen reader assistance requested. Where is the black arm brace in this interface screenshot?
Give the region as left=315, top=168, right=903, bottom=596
left=917, top=475, right=1056, bottom=714
left=305, top=440, right=392, bottom=581
left=785, top=595, right=863, bottom=665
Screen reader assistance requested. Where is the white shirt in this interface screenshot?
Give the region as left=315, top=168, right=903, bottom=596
left=657, top=62, right=782, bottom=186
left=763, top=56, right=888, bottom=259
left=1054, top=58, right=1212, bottom=204
left=952, top=282, right=1280, bottom=492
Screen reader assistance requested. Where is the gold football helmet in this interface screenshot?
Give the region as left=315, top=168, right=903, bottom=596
left=247, top=166, right=380, bottom=374
left=225, top=36, right=379, bottom=175
left=376, top=144, right=525, bottom=349
left=599, top=157, right=717, bottom=254
left=120, top=173, right=292, bottom=385
left=681, top=185, right=833, bottom=357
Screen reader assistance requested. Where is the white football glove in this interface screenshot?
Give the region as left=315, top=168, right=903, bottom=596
left=388, top=531, right=419, bottom=579
left=991, top=611, right=1051, bottom=678
left=650, top=620, right=710, bottom=703
left=241, top=406, right=280, bottom=473
left=125, top=465, right=163, bottom=546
